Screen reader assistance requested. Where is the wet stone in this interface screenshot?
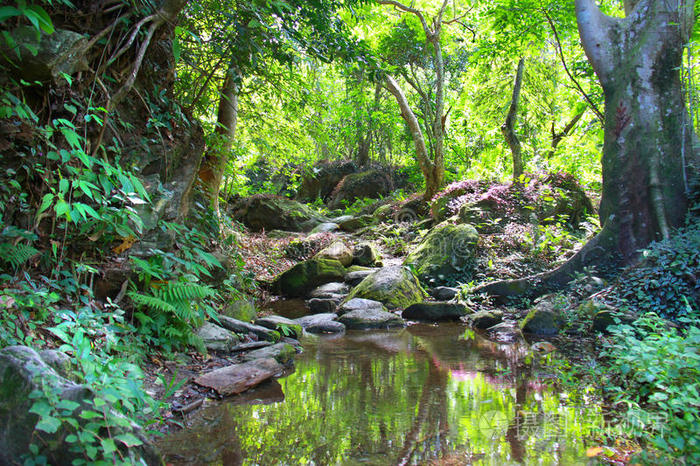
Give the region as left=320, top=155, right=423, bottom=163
left=468, top=310, right=504, bottom=330
left=402, top=302, right=469, bottom=322
left=309, top=282, right=350, bottom=299
left=429, top=286, right=460, bottom=301
left=295, top=313, right=345, bottom=334
left=218, top=315, right=281, bottom=342
left=240, top=343, right=297, bottom=364
left=337, top=309, right=405, bottom=330
left=194, top=358, right=284, bottom=397
left=308, top=298, right=338, bottom=314
left=255, top=315, right=303, bottom=340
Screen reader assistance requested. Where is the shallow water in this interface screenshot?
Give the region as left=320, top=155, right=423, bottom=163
left=158, top=323, right=603, bottom=465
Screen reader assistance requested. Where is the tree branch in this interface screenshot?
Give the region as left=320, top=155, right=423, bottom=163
left=544, top=11, right=605, bottom=122
left=574, top=0, right=616, bottom=83
left=377, top=0, right=429, bottom=34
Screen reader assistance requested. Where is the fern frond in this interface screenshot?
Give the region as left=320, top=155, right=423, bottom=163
left=158, top=282, right=216, bottom=302
left=0, top=243, right=39, bottom=268
left=128, top=291, right=178, bottom=315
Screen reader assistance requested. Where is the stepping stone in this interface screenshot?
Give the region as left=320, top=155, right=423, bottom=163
left=337, top=309, right=405, bottom=330
left=337, top=298, right=385, bottom=316
left=295, top=313, right=345, bottom=334
left=194, top=358, right=284, bottom=396
left=402, top=302, right=469, bottom=322
left=468, top=310, right=504, bottom=329
left=240, top=343, right=296, bottom=364
left=196, top=322, right=239, bottom=352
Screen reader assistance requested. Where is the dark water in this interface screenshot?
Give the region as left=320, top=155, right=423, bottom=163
left=158, top=324, right=603, bottom=465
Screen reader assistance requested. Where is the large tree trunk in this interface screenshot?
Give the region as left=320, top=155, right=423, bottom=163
left=502, top=57, right=525, bottom=181
left=476, top=0, right=696, bottom=302
left=198, top=64, right=238, bottom=212
left=384, top=75, right=442, bottom=200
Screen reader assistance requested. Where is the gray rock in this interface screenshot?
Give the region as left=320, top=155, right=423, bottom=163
left=255, top=315, right=303, bottom=340
left=271, top=258, right=346, bottom=298
left=338, top=298, right=386, bottom=316
left=345, top=270, right=374, bottom=286
left=38, top=349, right=72, bottom=378
left=0, top=346, right=159, bottom=465
left=310, top=222, right=339, bottom=233
left=240, top=343, right=296, bottom=364
left=338, top=214, right=376, bottom=232
left=486, top=322, right=522, bottom=343
left=352, top=242, right=382, bottom=267
left=232, top=196, right=329, bottom=232
left=309, top=282, right=350, bottom=299
left=331, top=215, right=355, bottom=224
left=197, top=322, right=239, bottom=351
left=308, top=298, right=338, bottom=314
left=295, top=313, right=345, bottom=334
left=315, top=240, right=353, bottom=266
left=469, top=310, right=504, bottom=329
left=402, top=302, right=469, bottom=322
left=194, top=358, right=284, bottom=397
left=429, top=286, right=460, bottom=301
left=218, top=315, right=281, bottom=342
left=338, top=309, right=405, bottom=330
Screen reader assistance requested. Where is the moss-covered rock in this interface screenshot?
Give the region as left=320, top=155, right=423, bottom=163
left=352, top=242, right=382, bottom=267
left=468, top=310, right=504, bottom=329
left=404, top=223, right=479, bottom=285
left=402, top=302, right=469, bottom=322
left=520, top=308, right=563, bottom=336
left=338, top=214, right=376, bottom=232
left=232, top=195, right=329, bottom=232
left=221, top=298, right=257, bottom=322
left=272, top=258, right=346, bottom=298
left=328, top=170, right=393, bottom=209
left=343, top=266, right=426, bottom=309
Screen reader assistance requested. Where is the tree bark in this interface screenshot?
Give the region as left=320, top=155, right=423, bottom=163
left=502, top=57, right=525, bottom=181
left=198, top=63, right=239, bottom=212
left=476, top=0, right=696, bottom=302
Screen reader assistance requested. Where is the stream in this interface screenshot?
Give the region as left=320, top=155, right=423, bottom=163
left=158, top=323, right=604, bottom=465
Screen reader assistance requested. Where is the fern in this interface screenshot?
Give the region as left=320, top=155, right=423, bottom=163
left=0, top=242, right=39, bottom=268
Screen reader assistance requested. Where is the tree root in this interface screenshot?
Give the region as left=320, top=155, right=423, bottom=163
left=473, top=226, right=619, bottom=303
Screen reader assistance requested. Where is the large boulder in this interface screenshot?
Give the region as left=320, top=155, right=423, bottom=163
left=328, top=170, right=393, bottom=209
left=338, top=298, right=386, bottom=316
left=0, top=346, right=159, bottom=465
left=298, top=160, right=358, bottom=201
left=315, top=241, right=353, bottom=267
left=272, top=258, right=346, bottom=298
left=232, top=195, right=328, bottom=232
left=404, top=223, right=479, bottom=285
left=337, top=309, right=405, bottom=330
left=343, top=266, right=426, bottom=310
left=520, top=308, right=563, bottom=336
left=402, top=302, right=469, bottom=322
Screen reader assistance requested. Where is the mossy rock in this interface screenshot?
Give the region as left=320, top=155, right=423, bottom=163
left=338, top=214, right=376, bottom=232
left=221, top=298, right=257, bottom=322
left=404, top=223, right=479, bottom=286
left=272, top=258, right=346, bottom=298
left=519, top=308, right=563, bottom=336
left=352, top=242, right=382, bottom=267
left=232, top=195, right=328, bottom=232
left=343, top=266, right=426, bottom=309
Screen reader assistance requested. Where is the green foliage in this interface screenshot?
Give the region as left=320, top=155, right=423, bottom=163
left=608, top=220, right=700, bottom=321
left=602, top=313, right=700, bottom=463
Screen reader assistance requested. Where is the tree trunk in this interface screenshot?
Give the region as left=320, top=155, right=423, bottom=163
left=475, top=0, right=696, bottom=302
left=502, top=57, right=525, bottom=182
left=384, top=74, right=442, bottom=200
left=549, top=110, right=585, bottom=158
left=198, top=64, right=239, bottom=212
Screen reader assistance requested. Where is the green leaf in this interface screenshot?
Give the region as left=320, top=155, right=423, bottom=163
left=115, top=432, right=143, bottom=447
left=0, top=6, right=21, bottom=23
left=35, top=416, right=61, bottom=434
left=38, top=193, right=54, bottom=214
left=101, top=438, right=117, bottom=455
left=25, top=5, right=54, bottom=34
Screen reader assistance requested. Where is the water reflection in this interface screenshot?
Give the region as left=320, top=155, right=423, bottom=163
left=158, top=323, right=602, bottom=465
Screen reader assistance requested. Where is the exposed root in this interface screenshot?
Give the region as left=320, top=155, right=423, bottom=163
left=473, top=225, right=619, bottom=303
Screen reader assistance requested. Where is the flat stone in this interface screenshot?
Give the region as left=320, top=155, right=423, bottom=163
left=337, top=298, right=385, bottom=316
left=240, top=343, right=296, bottom=364
left=469, top=310, right=504, bottom=329
left=345, top=270, right=373, bottom=287
left=309, top=282, right=350, bottom=299
left=295, top=313, right=345, bottom=334
left=308, top=298, right=338, bottom=314
left=194, top=358, right=284, bottom=396
left=337, top=309, right=405, bottom=330
left=196, top=322, right=239, bottom=352
left=310, top=222, right=339, bottom=233
left=402, top=302, right=469, bottom=322
left=218, top=315, right=281, bottom=342
left=255, top=315, right=303, bottom=339
left=429, top=286, right=460, bottom=301
left=230, top=341, right=273, bottom=353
